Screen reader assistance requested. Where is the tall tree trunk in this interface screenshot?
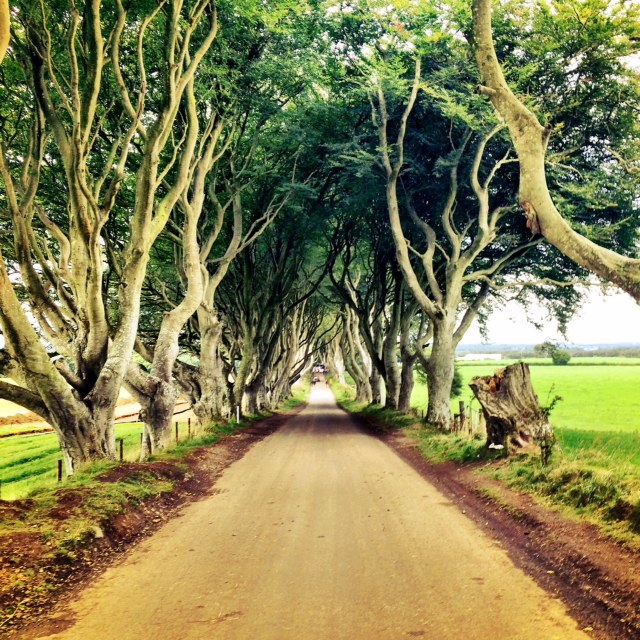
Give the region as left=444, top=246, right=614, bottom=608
left=370, top=367, right=384, bottom=405
left=329, top=341, right=347, bottom=384
left=0, top=0, right=9, bottom=65
left=383, top=340, right=400, bottom=409
left=472, top=0, right=640, bottom=302
left=426, top=317, right=456, bottom=430
left=370, top=319, right=384, bottom=405
left=244, top=374, right=266, bottom=414
left=340, top=318, right=372, bottom=404
left=139, top=381, right=179, bottom=457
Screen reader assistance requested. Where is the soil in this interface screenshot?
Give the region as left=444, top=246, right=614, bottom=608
left=2, top=396, right=640, bottom=639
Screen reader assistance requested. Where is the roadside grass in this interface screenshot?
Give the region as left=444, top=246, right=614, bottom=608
left=409, top=422, right=640, bottom=549
left=1, top=385, right=308, bottom=564
left=333, top=375, right=640, bottom=548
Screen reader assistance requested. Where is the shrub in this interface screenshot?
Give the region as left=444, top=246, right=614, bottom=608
left=551, top=350, right=571, bottom=366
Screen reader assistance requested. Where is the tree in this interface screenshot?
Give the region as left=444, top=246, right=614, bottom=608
left=472, top=0, right=640, bottom=302
left=0, top=0, right=8, bottom=64
left=534, top=341, right=571, bottom=366
left=0, top=0, right=218, bottom=473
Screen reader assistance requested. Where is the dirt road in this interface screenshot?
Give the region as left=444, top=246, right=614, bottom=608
left=30, top=387, right=590, bottom=640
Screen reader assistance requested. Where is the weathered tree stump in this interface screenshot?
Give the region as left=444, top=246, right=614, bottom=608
left=469, top=362, right=553, bottom=451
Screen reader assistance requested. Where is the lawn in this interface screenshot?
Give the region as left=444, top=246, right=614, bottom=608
left=411, top=360, right=640, bottom=433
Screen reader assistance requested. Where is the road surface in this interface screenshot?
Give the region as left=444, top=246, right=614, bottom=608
left=32, top=386, right=590, bottom=640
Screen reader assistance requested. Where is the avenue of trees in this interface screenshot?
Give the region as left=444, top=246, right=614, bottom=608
left=0, top=0, right=638, bottom=472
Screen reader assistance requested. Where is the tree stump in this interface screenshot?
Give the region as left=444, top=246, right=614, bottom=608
left=469, top=362, right=553, bottom=451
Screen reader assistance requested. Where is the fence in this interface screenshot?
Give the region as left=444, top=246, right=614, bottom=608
left=416, top=402, right=485, bottom=436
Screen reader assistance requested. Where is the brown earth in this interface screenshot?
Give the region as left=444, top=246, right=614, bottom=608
left=2, top=390, right=640, bottom=639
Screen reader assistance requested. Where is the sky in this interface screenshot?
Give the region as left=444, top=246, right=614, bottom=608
left=460, top=287, right=640, bottom=345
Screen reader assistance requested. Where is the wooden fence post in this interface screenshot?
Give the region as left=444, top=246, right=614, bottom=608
left=175, top=421, right=179, bottom=444
left=57, top=459, right=63, bottom=482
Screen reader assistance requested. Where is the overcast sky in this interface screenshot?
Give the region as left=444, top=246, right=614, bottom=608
left=460, top=288, right=640, bottom=345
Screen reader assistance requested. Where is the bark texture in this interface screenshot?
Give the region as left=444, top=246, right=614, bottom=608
left=469, top=362, right=553, bottom=451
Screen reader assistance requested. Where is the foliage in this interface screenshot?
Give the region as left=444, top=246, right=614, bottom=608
left=534, top=341, right=572, bottom=365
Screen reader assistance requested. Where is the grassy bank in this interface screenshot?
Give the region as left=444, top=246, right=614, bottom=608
left=0, top=383, right=308, bottom=502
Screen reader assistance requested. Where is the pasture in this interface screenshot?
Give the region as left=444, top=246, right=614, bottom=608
left=411, top=358, right=640, bottom=433
left=0, top=422, right=189, bottom=501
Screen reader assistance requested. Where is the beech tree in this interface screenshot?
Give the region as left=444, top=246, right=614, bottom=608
left=120, top=0, right=322, bottom=443
left=0, top=0, right=218, bottom=472
left=218, top=203, right=328, bottom=414
left=472, top=0, right=640, bottom=302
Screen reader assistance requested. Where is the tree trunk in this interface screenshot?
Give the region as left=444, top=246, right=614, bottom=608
left=472, top=0, right=640, bottom=302
left=192, top=315, right=232, bottom=427
left=138, top=380, right=179, bottom=457
left=398, top=350, right=416, bottom=413
left=383, top=336, right=400, bottom=410
left=425, top=318, right=455, bottom=430
left=469, top=362, right=553, bottom=451
left=244, top=375, right=266, bottom=414
left=340, top=311, right=373, bottom=404
left=330, top=343, right=347, bottom=384
left=370, top=367, right=384, bottom=405
left=0, top=0, right=9, bottom=66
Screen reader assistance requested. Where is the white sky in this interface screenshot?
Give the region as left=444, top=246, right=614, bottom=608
left=460, top=287, right=640, bottom=345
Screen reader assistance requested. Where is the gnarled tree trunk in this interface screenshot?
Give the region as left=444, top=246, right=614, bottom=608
left=425, top=317, right=456, bottom=430
left=469, top=362, right=553, bottom=451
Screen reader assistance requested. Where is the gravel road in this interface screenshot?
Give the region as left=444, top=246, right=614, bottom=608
left=33, top=386, right=590, bottom=640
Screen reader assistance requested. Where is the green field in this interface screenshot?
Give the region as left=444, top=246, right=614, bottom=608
left=411, top=359, right=640, bottom=433
left=0, top=422, right=195, bottom=501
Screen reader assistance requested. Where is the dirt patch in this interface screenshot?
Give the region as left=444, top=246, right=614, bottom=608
left=0, top=406, right=303, bottom=637
left=379, top=428, right=640, bottom=640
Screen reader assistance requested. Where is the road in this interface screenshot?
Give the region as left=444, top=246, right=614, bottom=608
left=32, top=386, right=590, bottom=640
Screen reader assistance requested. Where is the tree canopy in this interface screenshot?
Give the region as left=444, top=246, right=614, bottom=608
left=0, top=0, right=638, bottom=464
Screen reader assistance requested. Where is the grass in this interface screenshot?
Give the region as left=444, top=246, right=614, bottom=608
left=411, top=360, right=640, bottom=432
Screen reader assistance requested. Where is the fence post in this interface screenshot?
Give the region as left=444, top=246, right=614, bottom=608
left=459, top=401, right=466, bottom=432
left=119, top=438, right=124, bottom=462
left=57, top=459, right=63, bottom=482
left=188, top=417, right=191, bottom=439
left=175, top=421, right=179, bottom=444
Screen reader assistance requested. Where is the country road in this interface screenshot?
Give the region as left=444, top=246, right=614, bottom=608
left=29, top=386, right=590, bottom=640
